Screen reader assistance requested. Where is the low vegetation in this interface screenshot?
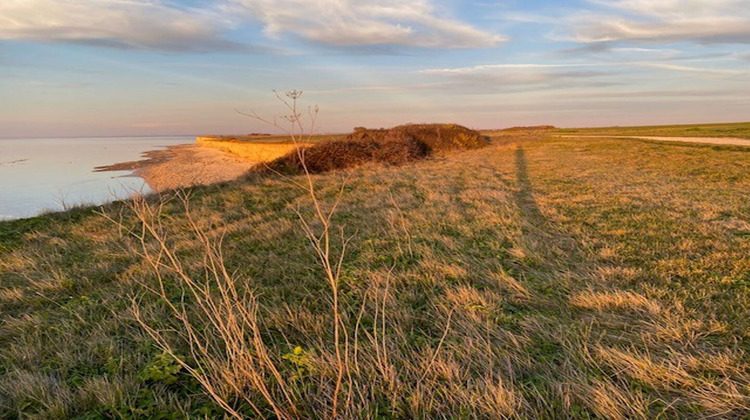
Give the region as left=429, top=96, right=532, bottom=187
left=345, top=123, right=487, bottom=151
left=497, top=125, right=556, bottom=132
left=555, top=121, right=750, bottom=138
left=0, top=124, right=748, bottom=418
left=257, top=123, right=487, bottom=175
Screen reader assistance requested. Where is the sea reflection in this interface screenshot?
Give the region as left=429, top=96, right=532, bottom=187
left=0, top=136, right=192, bottom=220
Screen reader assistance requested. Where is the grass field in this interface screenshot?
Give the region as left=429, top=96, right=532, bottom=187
left=0, top=126, right=748, bottom=418
left=554, top=121, right=750, bottom=138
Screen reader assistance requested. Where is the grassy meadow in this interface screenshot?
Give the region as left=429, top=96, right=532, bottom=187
left=555, top=121, right=750, bottom=138
left=0, top=127, right=749, bottom=418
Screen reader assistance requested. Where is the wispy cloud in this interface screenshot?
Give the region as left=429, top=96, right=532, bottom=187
left=0, top=0, right=504, bottom=52
left=226, top=0, right=505, bottom=48
left=563, top=88, right=750, bottom=99
left=420, top=59, right=747, bottom=89
left=635, top=62, right=748, bottom=76
left=130, top=121, right=186, bottom=128
left=566, top=0, right=750, bottom=44
left=552, top=42, right=738, bottom=63
left=419, top=63, right=616, bottom=91
left=0, top=0, right=248, bottom=52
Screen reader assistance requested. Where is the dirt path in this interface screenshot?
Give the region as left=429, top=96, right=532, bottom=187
left=560, top=135, right=750, bottom=147
left=97, top=144, right=259, bottom=192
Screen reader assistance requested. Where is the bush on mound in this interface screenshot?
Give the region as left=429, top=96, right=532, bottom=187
left=261, top=136, right=429, bottom=174
left=257, top=123, right=486, bottom=175
left=346, top=123, right=486, bottom=152
left=500, top=125, right=556, bottom=132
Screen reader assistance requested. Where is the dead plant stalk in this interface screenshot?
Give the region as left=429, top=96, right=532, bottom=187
left=239, top=90, right=350, bottom=419
left=122, top=193, right=298, bottom=419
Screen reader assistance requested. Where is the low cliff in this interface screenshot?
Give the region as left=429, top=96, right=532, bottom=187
left=196, top=136, right=312, bottom=162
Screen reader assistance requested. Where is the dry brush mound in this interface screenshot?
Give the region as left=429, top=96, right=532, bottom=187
left=500, top=125, right=556, bottom=132
left=256, top=123, right=487, bottom=175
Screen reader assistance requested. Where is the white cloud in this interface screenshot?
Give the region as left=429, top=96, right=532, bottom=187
left=569, top=0, right=750, bottom=44
left=0, top=0, right=242, bottom=52
left=419, top=63, right=614, bottom=89
left=226, top=0, right=504, bottom=48
left=633, top=62, right=748, bottom=76
left=420, top=59, right=747, bottom=89
left=0, top=0, right=504, bottom=52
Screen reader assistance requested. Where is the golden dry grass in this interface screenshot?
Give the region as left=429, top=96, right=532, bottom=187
left=197, top=138, right=314, bottom=162
left=554, top=121, right=750, bottom=138
left=570, top=290, right=661, bottom=315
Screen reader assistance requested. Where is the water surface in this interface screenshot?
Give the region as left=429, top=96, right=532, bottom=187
left=0, top=136, right=192, bottom=220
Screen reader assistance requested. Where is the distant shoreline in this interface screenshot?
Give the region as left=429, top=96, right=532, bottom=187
left=94, top=145, right=184, bottom=172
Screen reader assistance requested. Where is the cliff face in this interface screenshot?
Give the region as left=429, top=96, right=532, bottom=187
left=196, top=136, right=312, bottom=162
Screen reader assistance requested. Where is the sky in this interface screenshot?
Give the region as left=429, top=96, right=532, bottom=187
left=1, top=0, right=749, bottom=137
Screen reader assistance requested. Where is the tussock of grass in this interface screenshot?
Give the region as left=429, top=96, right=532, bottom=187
left=570, top=290, right=661, bottom=315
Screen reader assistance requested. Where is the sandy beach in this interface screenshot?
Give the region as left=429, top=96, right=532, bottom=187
left=96, top=144, right=259, bottom=192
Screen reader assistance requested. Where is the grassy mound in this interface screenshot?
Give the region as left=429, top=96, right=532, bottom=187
left=259, top=123, right=487, bottom=174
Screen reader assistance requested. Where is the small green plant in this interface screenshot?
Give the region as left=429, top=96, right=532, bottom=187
left=140, top=352, right=182, bottom=385
left=282, top=346, right=313, bottom=381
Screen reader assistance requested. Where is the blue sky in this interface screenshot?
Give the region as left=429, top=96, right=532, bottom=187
left=1, top=0, right=749, bottom=137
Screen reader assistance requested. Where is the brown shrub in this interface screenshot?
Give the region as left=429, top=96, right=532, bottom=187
left=346, top=123, right=487, bottom=152
left=260, top=136, right=429, bottom=174
left=500, top=125, right=556, bottom=132
left=256, top=123, right=486, bottom=175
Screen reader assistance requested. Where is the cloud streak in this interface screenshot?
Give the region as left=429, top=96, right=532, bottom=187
left=0, top=0, right=504, bottom=52
left=419, top=59, right=747, bottom=92
left=0, top=0, right=249, bottom=52
left=419, top=63, right=618, bottom=93
left=226, top=0, right=504, bottom=48
left=567, top=0, right=750, bottom=44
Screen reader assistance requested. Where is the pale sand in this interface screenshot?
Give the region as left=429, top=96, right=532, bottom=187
left=559, top=135, right=750, bottom=147
left=97, top=145, right=259, bottom=192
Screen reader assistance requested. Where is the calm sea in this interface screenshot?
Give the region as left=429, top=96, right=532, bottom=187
left=0, top=136, right=193, bottom=220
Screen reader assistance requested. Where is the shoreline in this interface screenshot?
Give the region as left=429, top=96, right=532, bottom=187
left=96, top=144, right=259, bottom=192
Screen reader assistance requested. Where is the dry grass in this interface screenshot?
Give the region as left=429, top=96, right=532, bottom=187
left=570, top=290, right=661, bottom=315
left=555, top=121, right=750, bottom=138
left=197, top=138, right=314, bottom=162
left=0, top=126, right=748, bottom=418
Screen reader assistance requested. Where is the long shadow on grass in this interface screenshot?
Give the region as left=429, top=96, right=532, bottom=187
left=512, top=146, right=585, bottom=276
left=513, top=147, right=545, bottom=226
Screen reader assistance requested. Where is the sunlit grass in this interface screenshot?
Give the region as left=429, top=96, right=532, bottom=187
left=0, top=128, right=748, bottom=418
left=554, top=121, right=750, bottom=138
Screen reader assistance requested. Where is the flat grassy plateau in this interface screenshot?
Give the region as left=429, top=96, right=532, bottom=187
left=555, top=121, right=750, bottom=138
left=0, top=125, right=748, bottom=418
